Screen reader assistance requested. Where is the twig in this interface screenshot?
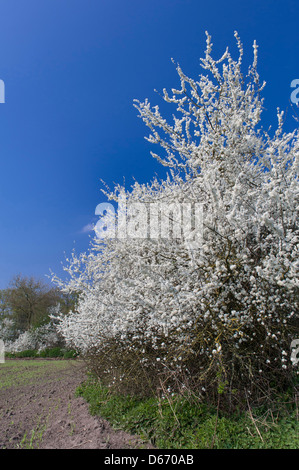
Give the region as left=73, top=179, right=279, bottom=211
left=69, top=439, right=93, bottom=449
left=210, top=393, right=220, bottom=449
left=159, top=379, right=180, bottom=426
left=246, top=392, right=264, bottom=443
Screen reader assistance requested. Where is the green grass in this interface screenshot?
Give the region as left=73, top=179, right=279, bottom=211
left=76, top=377, right=299, bottom=449
left=0, top=359, right=75, bottom=391
left=5, top=347, right=78, bottom=359
left=17, top=420, right=49, bottom=449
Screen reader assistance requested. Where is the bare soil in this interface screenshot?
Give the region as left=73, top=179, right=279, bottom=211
left=0, top=359, right=153, bottom=449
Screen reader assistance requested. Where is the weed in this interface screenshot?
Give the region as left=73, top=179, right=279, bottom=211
left=76, top=377, right=299, bottom=449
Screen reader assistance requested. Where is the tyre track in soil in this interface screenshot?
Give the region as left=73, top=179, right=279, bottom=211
left=0, top=359, right=154, bottom=449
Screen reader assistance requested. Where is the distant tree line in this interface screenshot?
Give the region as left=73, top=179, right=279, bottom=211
left=0, top=274, right=77, bottom=333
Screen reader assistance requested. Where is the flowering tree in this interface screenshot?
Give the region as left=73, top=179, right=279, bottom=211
left=53, top=33, right=298, bottom=404
left=0, top=304, right=64, bottom=353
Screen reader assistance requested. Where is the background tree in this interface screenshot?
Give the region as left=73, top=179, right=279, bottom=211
left=7, top=274, right=62, bottom=331
left=0, top=289, right=11, bottom=317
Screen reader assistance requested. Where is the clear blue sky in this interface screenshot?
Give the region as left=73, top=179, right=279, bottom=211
left=0, top=0, right=298, bottom=289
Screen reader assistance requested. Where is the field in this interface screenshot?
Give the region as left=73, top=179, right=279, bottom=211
left=0, top=359, right=152, bottom=449
left=1, top=359, right=298, bottom=449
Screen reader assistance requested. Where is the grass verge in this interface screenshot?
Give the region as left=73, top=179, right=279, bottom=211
left=76, top=376, right=299, bottom=449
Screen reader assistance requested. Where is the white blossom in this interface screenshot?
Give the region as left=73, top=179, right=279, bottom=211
left=52, top=33, right=298, bottom=378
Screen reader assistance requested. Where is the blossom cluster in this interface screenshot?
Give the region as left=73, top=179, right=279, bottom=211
left=0, top=305, right=63, bottom=353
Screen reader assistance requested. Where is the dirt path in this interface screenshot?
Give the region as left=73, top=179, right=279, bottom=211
left=0, top=359, right=153, bottom=449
